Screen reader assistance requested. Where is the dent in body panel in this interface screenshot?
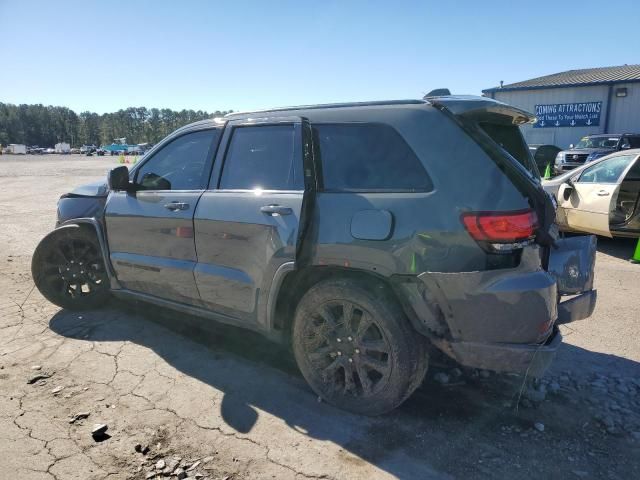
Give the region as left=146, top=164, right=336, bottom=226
left=418, top=247, right=557, bottom=344
left=547, top=234, right=597, bottom=295
left=193, top=192, right=303, bottom=321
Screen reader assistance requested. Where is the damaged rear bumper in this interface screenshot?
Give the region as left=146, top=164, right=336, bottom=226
left=400, top=235, right=597, bottom=376
left=448, top=327, right=562, bottom=377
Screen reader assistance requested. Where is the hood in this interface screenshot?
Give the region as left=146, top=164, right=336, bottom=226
left=560, top=147, right=614, bottom=155
left=64, top=180, right=109, bottom=198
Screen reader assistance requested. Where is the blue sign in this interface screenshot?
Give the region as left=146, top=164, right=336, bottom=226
left=533, top=101, right=602, bottom=128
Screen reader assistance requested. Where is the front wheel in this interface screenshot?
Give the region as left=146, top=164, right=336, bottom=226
left=31, top=225, right=110, bottom=310
left=292, top=279, right=428, bottom=415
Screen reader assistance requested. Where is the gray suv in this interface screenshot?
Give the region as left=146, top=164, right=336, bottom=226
left=32, top=96, right=597, bottom=415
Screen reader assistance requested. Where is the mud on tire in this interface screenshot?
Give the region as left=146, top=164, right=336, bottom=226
left=31, top=225, right=110, bottom=310
left=292, top=278, right=428, bottom=416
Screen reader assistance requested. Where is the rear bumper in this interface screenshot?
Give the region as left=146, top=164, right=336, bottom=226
left=399, top=236, right=597, bottom=376
left=557, top=290, right=597, bottom=324
left=449, top=327, right=562, bottom=377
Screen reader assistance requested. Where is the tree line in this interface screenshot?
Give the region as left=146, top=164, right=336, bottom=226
left=0, top=103, right=233, bottom=147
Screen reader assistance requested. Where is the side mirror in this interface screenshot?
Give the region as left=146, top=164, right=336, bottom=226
left=108, top=166, right=130, bottom=191
left=569, top=144, right=575, bottom=149
left=621, top=144, right=631, bottom=150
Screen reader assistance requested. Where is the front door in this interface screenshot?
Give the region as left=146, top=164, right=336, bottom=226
left=193, top=118, right=312, bottom=325
left=558, top=154, right=638, bottom=237
left=105, top=128, right=221, bottom=304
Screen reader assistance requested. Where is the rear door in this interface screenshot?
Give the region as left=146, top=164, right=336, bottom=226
left=558, top=154, right=638, bottom=237
left=105, top=128, right=221, bottom=304
left=193, top=117, right=312, bottom=325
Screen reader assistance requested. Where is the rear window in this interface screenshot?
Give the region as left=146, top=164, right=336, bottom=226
left=313, top=123, right=433, bottom=192
left=478, top=122, right=538, bottom=176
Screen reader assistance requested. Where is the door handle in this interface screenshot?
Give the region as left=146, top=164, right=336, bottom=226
left=164, top=202, right=189, bottom=211
left=260, top=204, right=293, bottom=216
left=596, top=190, right=610, bottom=196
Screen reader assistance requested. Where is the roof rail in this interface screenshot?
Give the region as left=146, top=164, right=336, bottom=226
left=225, top=99, right=427, bottom=118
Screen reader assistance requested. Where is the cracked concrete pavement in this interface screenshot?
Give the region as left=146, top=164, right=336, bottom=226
left=1, top=155, right=639, bottom=479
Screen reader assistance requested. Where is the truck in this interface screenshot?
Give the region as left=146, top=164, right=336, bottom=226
left=7, top=144, right=27, bottom=154
left=55, top=143, right=71, bottom=154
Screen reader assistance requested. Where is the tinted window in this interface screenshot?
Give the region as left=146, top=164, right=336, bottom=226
left=479, top=122, right=537, bottom=176
left=623, top=136, right=640, bottom=149
left=220, top=125, right=302, bottom=190
left=579, top=155, right=635, bottom=183
left=135, top=130, right=217, bottom=190
left=625, top=158, right=640, bottom=180
left=314, top=123, right=432, bottom=191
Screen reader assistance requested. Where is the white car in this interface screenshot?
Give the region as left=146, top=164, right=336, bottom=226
left=543, top=149, right=640, bottom=238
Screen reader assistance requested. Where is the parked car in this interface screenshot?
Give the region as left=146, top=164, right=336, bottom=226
left=31, top=97, right=596, bottom=415
left=544, top=149, right=640, bottom=238
left=529, top=144, right=562, bottom=174
left=554, top=133, right=640, bottom=175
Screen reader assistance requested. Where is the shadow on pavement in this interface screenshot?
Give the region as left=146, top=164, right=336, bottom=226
left=595, top=236, right=637, bottom=261
left=48, top=301, right=640, bottom=479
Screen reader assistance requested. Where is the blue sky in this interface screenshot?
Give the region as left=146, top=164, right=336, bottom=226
left=1, top=0, right=638, bottom=114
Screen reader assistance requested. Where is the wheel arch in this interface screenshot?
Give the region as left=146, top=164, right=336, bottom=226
left=269, top=265, right=422, bottom=341
left=57, top=218, right=119, bottom=288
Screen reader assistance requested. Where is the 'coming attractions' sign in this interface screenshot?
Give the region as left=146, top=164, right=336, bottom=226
left=533, top=101, right=602, bottom=128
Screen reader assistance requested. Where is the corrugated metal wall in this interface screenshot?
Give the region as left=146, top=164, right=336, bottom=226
left=491, top=84, right=640, bottom=148
left=608, top=82, right=640, bottom=134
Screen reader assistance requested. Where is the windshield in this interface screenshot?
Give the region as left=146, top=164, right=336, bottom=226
left=574, top=136, right=619, bottom=149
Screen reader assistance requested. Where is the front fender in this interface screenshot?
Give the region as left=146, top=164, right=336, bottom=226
left=57, top=218, right=120, bottom=289
left=56, top=195, right=107, bottom=226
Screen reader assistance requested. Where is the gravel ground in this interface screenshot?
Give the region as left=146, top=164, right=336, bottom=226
left=1, top=155, right=639, bottom=479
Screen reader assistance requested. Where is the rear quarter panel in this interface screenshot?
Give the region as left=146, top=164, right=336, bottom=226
left=303, top=105, right=531, bottom=274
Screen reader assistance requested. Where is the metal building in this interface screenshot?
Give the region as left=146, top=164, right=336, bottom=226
left=483, top=64, right=640, bottom=148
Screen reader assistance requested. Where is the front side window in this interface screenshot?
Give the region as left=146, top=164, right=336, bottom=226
left=313, top=123, right=432, bottom=191
left=219, top=125, right=302, bottom=190
left=578, top=154, right=635, bottom=184
left=135, top=129, right=218, bottom=190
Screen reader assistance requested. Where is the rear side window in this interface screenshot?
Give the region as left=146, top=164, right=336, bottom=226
left=219, top=125, right=303, bottom=190
left=313, top=123, right=432, bottom=191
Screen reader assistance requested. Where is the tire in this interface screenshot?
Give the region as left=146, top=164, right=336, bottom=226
left=292, top=278, right=428, bottom=415
left=31, top=225, right=110, bottom=310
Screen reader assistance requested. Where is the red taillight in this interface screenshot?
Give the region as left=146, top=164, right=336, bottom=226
left=461, top=209, right=538, bottom=243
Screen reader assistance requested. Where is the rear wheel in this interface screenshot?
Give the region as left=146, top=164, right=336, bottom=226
left=31, top=225, right=110, bottom=310
left=292, top=279, right=428, bottom=415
